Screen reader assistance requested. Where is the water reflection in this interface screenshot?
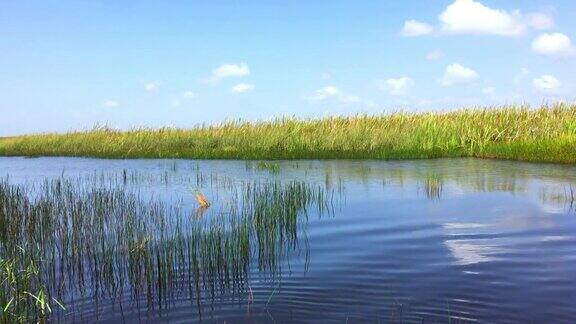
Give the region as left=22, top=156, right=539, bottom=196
left=423, top=174, right=443, bottom=201
left=1, top=157, right=576, bottom=323
left=539, top=184, right=576, bottom=214
left=444, top=239, right=506, bottom=266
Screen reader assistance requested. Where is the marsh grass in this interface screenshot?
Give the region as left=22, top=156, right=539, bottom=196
left=1, top=104, right=575, bottom=164
left=539, top=185, right=576, bottom=213
left=0, top=174, right=329, bottom=322
left=254, top=161, right=281, bottom=173
left=423, top=174, right=443, bottom=201
left=0, top=247, right=65, bottom=323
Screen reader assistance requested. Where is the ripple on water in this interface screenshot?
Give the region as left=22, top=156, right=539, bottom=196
left=0, top=157, right=575, bottom=323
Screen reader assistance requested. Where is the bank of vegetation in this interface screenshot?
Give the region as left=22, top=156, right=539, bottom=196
left=1, top=104, right=575, bottom=164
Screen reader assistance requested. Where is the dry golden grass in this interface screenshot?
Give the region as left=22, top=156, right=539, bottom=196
left=194, top=191, right=211, bottom=208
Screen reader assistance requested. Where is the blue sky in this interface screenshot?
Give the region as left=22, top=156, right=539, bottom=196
left=1, top=0, right=576, bottom=136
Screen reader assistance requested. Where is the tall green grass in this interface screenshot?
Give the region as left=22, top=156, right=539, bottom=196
left=0, top=174, right=329, bottom=322
left=0, top=104, right=575, bottom=163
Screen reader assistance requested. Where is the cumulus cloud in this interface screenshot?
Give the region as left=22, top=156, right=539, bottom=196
left=308, top=86, right=339, bottom=101
left=401, top=0, right=554, bottom=38
left=231, top=83, right=254, bottom=93
left=400, top=20, right=434, bottom=37
left=143, top=81, right=160, bottom=92
left=103, top=100, right=119, bottom=108
left=209, top=63, right=250, bottom=83
left=533, top=75, right=561, bottom=92
left=380, top=77, right=414, bottom=96
left=531, top=33, right=575, bottom=57
left=307, top=86, right=362, bottom=105
left=439, top=0, right=525, bottom=36
left=440, top=63, right=478, bottom=86
left=171, top=90, right=196, bottom=107
left=426, top=50, right=444, bottom=60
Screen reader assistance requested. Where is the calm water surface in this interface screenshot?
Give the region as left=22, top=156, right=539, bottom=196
left=1, top=157, right=575, bottom=323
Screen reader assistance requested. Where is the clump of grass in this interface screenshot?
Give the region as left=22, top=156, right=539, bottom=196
left=0, top=104, right=575, bottom=164
left=255, top=161, right=281, bottom=173
left=423, top=174, right=443, bottom=201
left=0, top=247, right=65, bottom=323
left=0, top=175, right=330, bottom=322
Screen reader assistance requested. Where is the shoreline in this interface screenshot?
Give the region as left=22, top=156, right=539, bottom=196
left=1, top=105, right=575, bottom=164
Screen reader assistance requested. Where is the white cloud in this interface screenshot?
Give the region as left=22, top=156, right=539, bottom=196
left=171, top=91, right=196, bottom=107
left=231, top=83, right=254, bottom=93
left=209, top=63, right=250, bottom=83
left=321, top=73, right=332, bottom=80
left=169, top=90, right=197, bottom=107
left=526, top=13, right=554, bottom=30
left=531, top=33, right=574, bottom=57
left=143, top=81, right=160, bottom=92
left=426, top=50, right=444, bottom=60
left=308, top=86, right=340, bottom=101
left=533, top=75, right=561, bottom=92
left=183, top=90, right=196, bottom=99
left=402, top=1, right=555, bottom=38
left=103, top=100, right=119, bottom=108
left=307, top=86, right=362, bottom=105
left=400, top=20, right=434, bottom=37
left=439, top=0, right=525, bottom=36
left=381, top=77, right=414, bottom=96
left=440, top=63, right=478, bottom=86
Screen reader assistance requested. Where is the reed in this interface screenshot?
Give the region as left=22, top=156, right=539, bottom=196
left=0, top=174, right=329, bottom=322
left=194, top=190, right=211, bottom=208
left=255, top=162, right=281, bottom=173
left=1, top=104, right=575, bottom=164
left=424, top=174, right=443, bottom=201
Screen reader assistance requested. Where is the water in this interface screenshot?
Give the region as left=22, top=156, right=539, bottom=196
left=1, top=157, right=575, bottom=323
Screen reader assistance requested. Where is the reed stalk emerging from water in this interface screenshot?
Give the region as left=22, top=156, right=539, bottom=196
left=0, top=175, right=329, bottom=322
left=1, top=104, right=575, bottom=164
